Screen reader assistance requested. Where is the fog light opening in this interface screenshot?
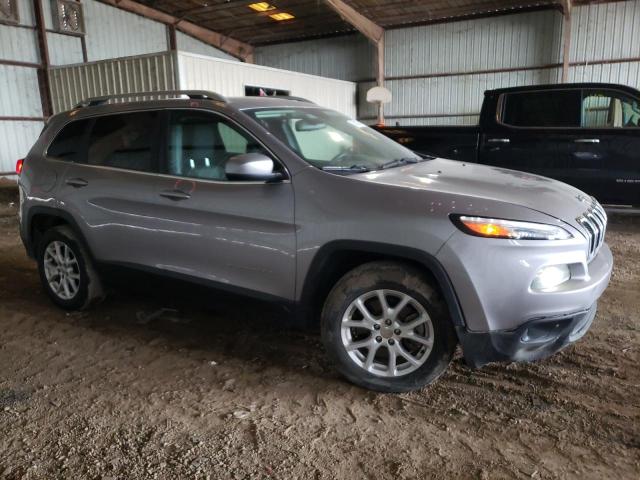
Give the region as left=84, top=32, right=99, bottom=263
left=531, top=264, right=571, bottom=291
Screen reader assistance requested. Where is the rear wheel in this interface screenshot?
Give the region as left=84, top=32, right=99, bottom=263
left=37, top=226, right=104, bottom=310
left=321, top=261, right=457, bottom=392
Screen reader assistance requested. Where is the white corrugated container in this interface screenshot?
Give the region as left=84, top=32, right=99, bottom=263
left=48, top=51, right=357, bottom=117
left=177, top=52, right=357, bottom=117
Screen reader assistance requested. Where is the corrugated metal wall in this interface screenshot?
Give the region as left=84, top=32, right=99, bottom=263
left=376, top=10, right=565, bottom=125
left=83, top=0, right=168, bottom=62
left=256, top=1, right=640, bottom=125
left=255, top=34, right=374, bottom=82
left=176, top=31, right=238, bottom=61
left=0, top=0, right=43, bottom=176
left=177, top=52, right=357, bottom=117
left=570, top=0, right=640, bottom=86
left=49, top=52, right=177, bottom=113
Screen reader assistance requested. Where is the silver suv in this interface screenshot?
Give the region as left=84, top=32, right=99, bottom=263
left=18, top=91, right=613, bottom=392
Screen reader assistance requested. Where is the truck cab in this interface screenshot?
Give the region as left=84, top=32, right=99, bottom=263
left=378, top=83, right=640, bottom=208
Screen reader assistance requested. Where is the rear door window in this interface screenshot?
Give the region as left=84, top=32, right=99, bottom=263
left=582, top=90, right=640, bottom=128
left=47, top=119, right=91, bottom=162
left=501, top=90, right=581, bottom=128
left=87, top=111, right=160, bottom=172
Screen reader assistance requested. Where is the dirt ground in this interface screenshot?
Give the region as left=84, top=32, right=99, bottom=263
left=0, top=180, right=638, bottom=480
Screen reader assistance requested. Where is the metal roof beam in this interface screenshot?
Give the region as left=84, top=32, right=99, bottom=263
left=98, top=0, right=254, bottom=62
left=323, top=0, right=385, bottom=123
left=561, top=0, right=572, bottom=83
left=323, top=0, right=383, bottom=44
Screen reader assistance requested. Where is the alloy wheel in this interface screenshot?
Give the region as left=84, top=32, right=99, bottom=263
left=340, top=289, right=434, bottom=377
left=43, top=241, right=81, bottom=300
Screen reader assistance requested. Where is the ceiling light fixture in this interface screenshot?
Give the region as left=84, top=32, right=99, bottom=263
left=248, top=2, right=275, bottom=12
left=269, top=12, right=295, bottom=21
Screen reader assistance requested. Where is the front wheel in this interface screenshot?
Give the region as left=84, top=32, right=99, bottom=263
left=321, top=261, right=457, bottom=392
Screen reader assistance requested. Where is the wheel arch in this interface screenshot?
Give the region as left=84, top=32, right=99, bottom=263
left=298, top=240, right=466, bottom=329
left=26, top=206, right=92, bottom=260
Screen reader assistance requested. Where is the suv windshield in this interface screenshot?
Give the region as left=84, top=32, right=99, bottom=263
left=243, top=107, right=423, bottom=172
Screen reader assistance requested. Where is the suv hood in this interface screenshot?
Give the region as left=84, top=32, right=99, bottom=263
left=357, top=158, right=592, bottom=224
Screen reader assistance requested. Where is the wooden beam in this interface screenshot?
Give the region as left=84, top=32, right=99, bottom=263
left=98, top=0, right=254, bottom=62
left=323, top=0, right=385, bottom=123
left=32, top=0, right=52, bottom=118
left=561, top=0, right=572, bottom=83
left=323, top=0, right=382, bottom=43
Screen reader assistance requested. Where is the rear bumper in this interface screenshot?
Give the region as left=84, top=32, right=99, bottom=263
left=457, top=302, right=597, bottom=368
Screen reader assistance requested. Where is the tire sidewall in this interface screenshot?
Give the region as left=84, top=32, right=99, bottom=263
left=37, top=228, right=91, bottom=310
left=322, top=266, right=456, bottom=393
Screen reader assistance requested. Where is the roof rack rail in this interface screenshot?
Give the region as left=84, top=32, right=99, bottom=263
left=74, top=90, right=227, bottom=109
left=274, top=95, right=315, bottom=104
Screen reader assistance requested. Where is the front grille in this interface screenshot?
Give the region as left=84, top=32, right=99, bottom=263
left=576, top=200, right=607, bottom=262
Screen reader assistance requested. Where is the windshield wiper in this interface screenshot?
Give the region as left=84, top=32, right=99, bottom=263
left=380, top=157, right=423, bottom=170
left=321, top=165, right=370, bottom=174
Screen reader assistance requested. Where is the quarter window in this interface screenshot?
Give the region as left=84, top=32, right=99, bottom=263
left=87, top=111, right=159, bottom=172
left=582, top=91, right=640, bottom=128
left=501, top=90, right=581, bottom=127
left=166, top=111, right=272, bottom=181
left=47, top=119, right=91, bottom=162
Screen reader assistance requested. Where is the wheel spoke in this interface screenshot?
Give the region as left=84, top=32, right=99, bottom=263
left=346, top=337, right=374, bottom=351
left=61, top=277, right=71, bottom=298
left=63, top=245, right=72, bottom=264
left=355, top=298, right=377, bottom=323
left=403, top=314, right=429, bottom=331
left=387, top=345, right=397, bottom=375
left=364, top=343, right=379, bottom=370
left=402, top=332, right=433, bottom=347
left=391, top=294, right=411, bottom=321
left=376, top=290, right=389, bottom=313
left=343, top=319, right=374, bottom=330
left=54, top=242, right=64, bottom=264
left=395, top=343, right=421, bottom=366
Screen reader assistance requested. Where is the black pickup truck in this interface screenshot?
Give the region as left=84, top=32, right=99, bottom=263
left=377, top=83, right=640, bottom=208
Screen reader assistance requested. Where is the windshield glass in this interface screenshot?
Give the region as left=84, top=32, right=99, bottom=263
left=243, top=107, right=422, bottom=172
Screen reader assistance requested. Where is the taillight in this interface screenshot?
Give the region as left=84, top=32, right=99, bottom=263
left=16, top=159, right=24, bottom=175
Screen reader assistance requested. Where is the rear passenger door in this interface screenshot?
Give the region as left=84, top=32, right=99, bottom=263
left=479, top=89, right=582, bottom=185
left=54, top=110, right=164, bottom=267
left=578, top=89, right=640, bottom=205
left=151, top=109, right=296, bottom=300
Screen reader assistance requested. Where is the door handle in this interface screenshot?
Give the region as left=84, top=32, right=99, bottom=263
left=487, top=138, right=510, bottom=143
left=159, top=189, right=191, bottom=201
left=66, top=178, right=88, bottom=188
left=574, top=138, right=600, bottom=143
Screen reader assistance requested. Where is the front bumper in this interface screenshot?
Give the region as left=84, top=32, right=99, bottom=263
left=456, top=302, right=597, bottom=368
left=436, top=230, right=612, bottom=367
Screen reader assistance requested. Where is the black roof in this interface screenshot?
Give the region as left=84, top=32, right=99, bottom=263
left=486, top=83, right=640, bottom=96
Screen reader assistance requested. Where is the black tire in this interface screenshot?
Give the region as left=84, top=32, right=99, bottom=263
left=37, top=225, right=104, bottom=310
left=321, top=261, right=457, bottom=393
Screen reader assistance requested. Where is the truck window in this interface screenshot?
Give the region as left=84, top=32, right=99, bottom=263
left=582, top=90, right=640, bottom=128
left=501, top=90, right=581, bottom=128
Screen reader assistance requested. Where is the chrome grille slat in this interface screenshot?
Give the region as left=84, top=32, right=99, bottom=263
left=576, top=199, right=607, bottom=262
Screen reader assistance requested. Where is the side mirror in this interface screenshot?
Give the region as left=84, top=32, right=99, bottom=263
left=225, top=153, right=284, bottom=182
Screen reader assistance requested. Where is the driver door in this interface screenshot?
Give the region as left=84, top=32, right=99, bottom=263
left=148, top=109, right=296, bottom=300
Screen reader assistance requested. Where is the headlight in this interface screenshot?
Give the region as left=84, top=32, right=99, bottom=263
left=452, top=215, right=573, bottom=240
